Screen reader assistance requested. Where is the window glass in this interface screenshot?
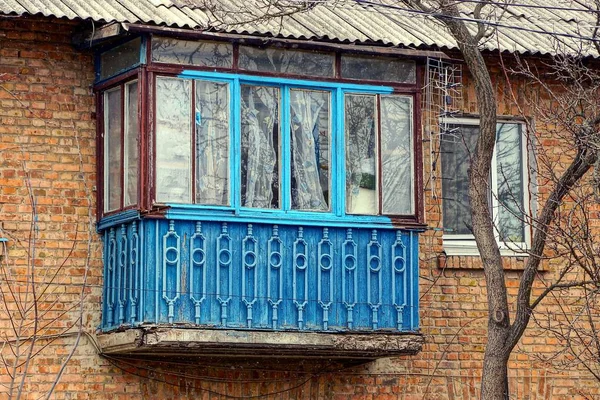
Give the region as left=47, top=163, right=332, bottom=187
left=239, top=46, right=335, bottom=77
left=441, top=124, right=478, bottom=235
left=441, top=122, right=527, bottom=243
left=155, top=77, right=192, bottom=203
left=290, top=89, right=331, bottom=211
left=104, top=88, right=122, bottom=212
left=345, top=94, right=378, bottom=215
left=341, top=55, right=416, bottom=83
left=152, top=37, right=233, bottom=68
left=100, top=38, right=141, bottom=80
left=195, top=81, right=230, bottom=205
left=124, top=81, right=139, bottom=207
left=496, top=123, right=525, bottom=242
left=241, top=85, right=281, bottom=209
left=381, top=96, right=413, bottom=215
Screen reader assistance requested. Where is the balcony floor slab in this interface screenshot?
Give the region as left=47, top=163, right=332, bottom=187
left=97, top=327, right=423, bottom=359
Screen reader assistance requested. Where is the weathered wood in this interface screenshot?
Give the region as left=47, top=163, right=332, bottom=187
left=72, top=22, right=124, bottom=49
left=97, top=327, right=424, bottom=359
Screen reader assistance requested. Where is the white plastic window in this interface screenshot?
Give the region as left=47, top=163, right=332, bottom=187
left=441, top=120, right=530, bottom=255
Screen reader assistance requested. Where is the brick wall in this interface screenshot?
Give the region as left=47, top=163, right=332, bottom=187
left=0, top=15, right=598, bottom=400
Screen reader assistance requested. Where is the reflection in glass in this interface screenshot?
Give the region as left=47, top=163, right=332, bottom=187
left=104, top=88, right=122, bottom=212
left=195, top=81, right=230, bottom=205
left=381, top=96, right=413, bottom=215
left=441, top=124, right=478, bottom=235
left=100, top=37, right=141, bottom=80
left=155, top=77, right=192, bottom=203
left=290, top=89, right=330, bottom=211
left=345, top=94, right=377, bottom=214
left=496, top=123, right=525, bottom=242
left=152, top=37, right=233, bottom=68
left=442, top=123, right=526, bottom=242
left=239, top=46, right=335, bottom=77
left=341, top=55, right=416, bottom=83
left=241, top=85, right=280, bottom=208
left=124, top=81, right=138, bottom=207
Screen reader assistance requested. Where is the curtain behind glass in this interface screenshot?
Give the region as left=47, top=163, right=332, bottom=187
left=290, top=89, right=330, bottom=211
left=195, top=81, right=229, bottom=205
left=241, top=85, right=280, bottom=208
left=155, top=77, right=192, bottom=203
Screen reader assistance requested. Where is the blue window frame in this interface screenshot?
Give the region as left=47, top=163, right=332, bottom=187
left=152, top=70, right=417, bottom=224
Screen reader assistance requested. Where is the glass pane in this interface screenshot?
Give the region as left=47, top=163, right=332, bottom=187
left=155, top=77, right=192, bottom=203
left=124, top=81, right=139, bottom=207
left=104, top=88, right=122, bottom=212
left=241, top=85, right=280, bottom=209
left=496, top=123, right=525, bottom=242
left=381, top=96, right=413, bottom=215
left=239, top=46, right=335, bottom=77
left=290, top=89, right=330, bottom=211
left=100, top=37, right=141, bottom=80
left=345, top=94, right=377, bottom=215
left=195, top=81, right=230, bottom=205
left=441, top=124, right=478, bottom=235
left=152, top=37, right=233, bottom=68
left=341, top=55, right=416, bottom=83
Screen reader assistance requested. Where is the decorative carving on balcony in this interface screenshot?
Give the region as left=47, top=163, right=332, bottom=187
left=101, top=219, right=419, bottom=334
left=189, top=221, right=206, bottom=325
left=162, top=220, right=180, bottom=324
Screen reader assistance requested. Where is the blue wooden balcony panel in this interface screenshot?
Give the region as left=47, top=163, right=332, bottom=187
left=101, top=219, right=419, bottom=332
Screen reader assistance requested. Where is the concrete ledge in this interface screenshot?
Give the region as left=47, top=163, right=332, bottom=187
left=97, top=327, right=423, bottom=359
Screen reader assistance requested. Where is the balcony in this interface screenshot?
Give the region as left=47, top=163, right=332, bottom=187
left=97, top=216, right=423, bottom=359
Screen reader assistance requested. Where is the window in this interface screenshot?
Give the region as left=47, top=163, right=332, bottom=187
left=102, top=80, right=139, bottom=213
left=441, top=120, right=531, bottom=255
left=99, top=38, right=142, bottom=81
left=151, top=75, right=415, bottom=218
left=98, top=39, right=422, bottom=224
left=345, top=94, right=414, bottom=215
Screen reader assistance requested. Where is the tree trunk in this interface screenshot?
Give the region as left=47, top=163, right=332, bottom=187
left=436, top=5, right=512, bottom=399
left=481, top=342, right=510, bottom=399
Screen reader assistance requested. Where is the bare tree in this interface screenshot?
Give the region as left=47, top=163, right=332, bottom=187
left=393, top=1, right=600, bottom=399
left=512, top=53, right=600, bottom=387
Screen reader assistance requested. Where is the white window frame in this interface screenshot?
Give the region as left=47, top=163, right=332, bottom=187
left=441, top=118, right=532, bottom=257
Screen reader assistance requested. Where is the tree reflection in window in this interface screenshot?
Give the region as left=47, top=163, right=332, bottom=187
left=345, top=94, right=377, bottom=215
left=441, top=122, right=526, bottom=243
left=195, top=81, right=230, bottom=205
left=152, top=37, right=233, bottom=68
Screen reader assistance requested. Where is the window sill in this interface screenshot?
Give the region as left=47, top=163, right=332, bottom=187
left=442, top=235, right=530, bottom=257
left=155, top=204, right=427, bottom=230
left=443, top=242, right=530, bottom=257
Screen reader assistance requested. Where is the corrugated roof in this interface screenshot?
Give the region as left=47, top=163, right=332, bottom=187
left=0, top=0, right=598, bottom=57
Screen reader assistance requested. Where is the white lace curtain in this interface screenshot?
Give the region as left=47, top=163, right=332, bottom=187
left=290, top=90, right=328, bottom=211
left=241, top=86, right=279, bottom=208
